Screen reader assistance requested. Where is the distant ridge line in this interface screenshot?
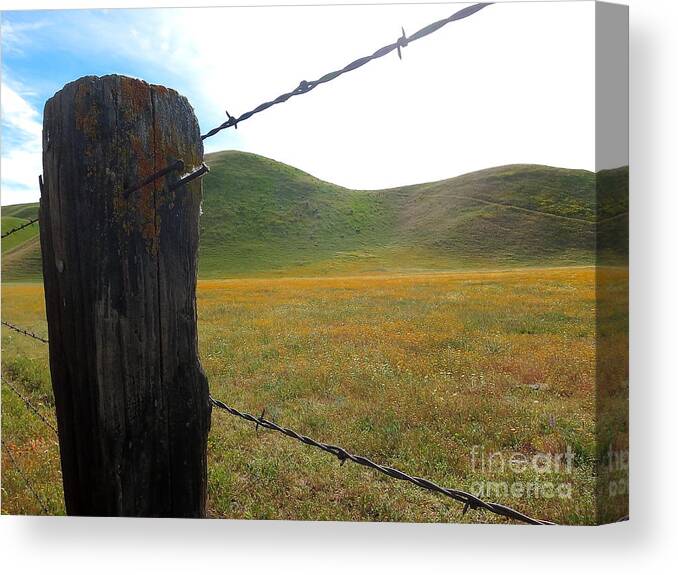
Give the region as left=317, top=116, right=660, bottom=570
left=2, top=152, right=627, bottom=281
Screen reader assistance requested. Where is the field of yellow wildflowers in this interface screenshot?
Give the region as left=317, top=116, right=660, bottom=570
left=2, top=266, right=627, bottom=523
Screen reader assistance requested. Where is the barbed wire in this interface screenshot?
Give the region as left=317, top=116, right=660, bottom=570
left=0, top=309, right=557, bottom=524
left=1, top=441, right=51, bottom=514
left=1, top=376, right=58, bottom=435
left=124, top=160, right=185, bottom=197
left=0, top=0, right=621, bottom=525
left=1, top=320, right=49, bottom=344
left=1, top=217, right=39, bottom=240
left=201, top=2, right=492, bottom=140
left=209, top=395, right=554, bottom=525
left=0, top=311, right=609, bottom=525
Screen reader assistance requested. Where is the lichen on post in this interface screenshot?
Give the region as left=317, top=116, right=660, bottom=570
left=40, top=74, right=210, bottom=517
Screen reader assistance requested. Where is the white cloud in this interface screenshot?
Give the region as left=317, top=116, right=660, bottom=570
left=1, top=148, right=43, bottom=205
left=0, top=18, right=52, bottom=55
left=0, top=2, right=596, bottom=204
left=1, top=82, right=42, bottom=140
left=152, top=2, right=596, bottom=188
left=1, top=82, right=43, bottom=205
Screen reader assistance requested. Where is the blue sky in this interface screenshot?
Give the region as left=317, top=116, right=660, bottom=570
left=1, top=2, right=596, bottom=205
left=1, top=7, right=242, bottom=205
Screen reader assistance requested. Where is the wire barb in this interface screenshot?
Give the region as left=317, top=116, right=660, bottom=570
left=296, top=80, right=311, bottom=94
left=209, top=395, right=553, bottom=525
left=2, top=217, right=39, bottom=239
left=201, top=3, right=492, bottom=140
left=396, top=27, right=408, bottom=60
left=1, top=376, right=58, bottom=435
left=1, top=320, right=49, bottom=344
left=225, top=110, right=238, bottom=129
left=255, top=408, right=266, bottom=433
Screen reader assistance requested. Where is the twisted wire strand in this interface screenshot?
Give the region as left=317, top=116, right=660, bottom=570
left=1, top=376, right=58, bottom=435
left=1, top=1, right=619, bottom=524
left=0, top=310, right=554, bottom=524
left=1, top=217, right=39, bottom=239
left=201, top=2, right=492, bottom=140
left=210, top=395, right=554, bottom=525
left=1, top=320, right=49, bottom=344
left=1, top=441, right=51, bottom=514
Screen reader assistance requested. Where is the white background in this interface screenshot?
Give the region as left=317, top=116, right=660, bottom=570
left=1, top=0, right=676, bottom=573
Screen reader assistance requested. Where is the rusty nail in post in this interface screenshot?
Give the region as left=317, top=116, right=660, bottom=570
left=124, top=159, right=184, bottom=198
left=169, top=162, right=210, bottom=192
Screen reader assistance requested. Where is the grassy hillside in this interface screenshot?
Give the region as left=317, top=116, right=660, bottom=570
left=378, top=164, right=597, bottom=271
left=1, top=203, right=42, bottom=282
left=198, top=151, right=399, bottom=277
left=1, top=151, right=628, bottom=281
left=2, top=202, right=39, bottom=221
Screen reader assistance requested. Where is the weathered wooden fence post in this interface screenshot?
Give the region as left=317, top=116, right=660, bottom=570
left=39, top=75, right=210, bottom=517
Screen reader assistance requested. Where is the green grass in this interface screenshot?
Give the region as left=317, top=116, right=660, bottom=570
left=198, top=151, right=398, bottom=277
left=0, top=152, right=628, bottom=281
left=2, top=216, right=38, bottom=253
left=1, top=203, right=39, bottom=221
left=1, top=268, right=629, bottom=524
left=1, top=153, right=628, bottom=524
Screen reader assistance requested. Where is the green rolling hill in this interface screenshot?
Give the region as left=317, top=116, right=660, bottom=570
left=1, top=151, right=628, bottom=282
left=2, top=203, right=42, bottom=282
